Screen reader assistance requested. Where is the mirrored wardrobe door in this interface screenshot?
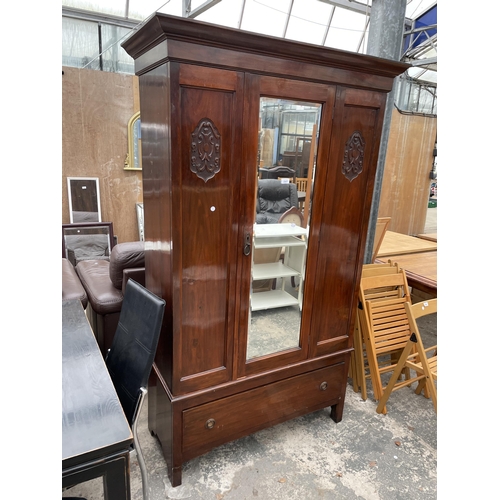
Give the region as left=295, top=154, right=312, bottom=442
left=246, top=97, right=322, bottom=361
left=235, top=77, right=337, bottom=379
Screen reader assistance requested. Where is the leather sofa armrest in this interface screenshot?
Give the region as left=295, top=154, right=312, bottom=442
left=62, top=258, right=88, bottom=309
left=76, top=260, right=123, bottom=315
left=109, top=241, right=145, bottom=289
left=122, top=267, right=146, bottom=293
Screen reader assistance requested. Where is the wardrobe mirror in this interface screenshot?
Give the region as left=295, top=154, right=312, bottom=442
left=247, top=98, right=321, bottom=360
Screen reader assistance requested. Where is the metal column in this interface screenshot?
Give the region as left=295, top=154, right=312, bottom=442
left=363, top=0, right=406, bottom=263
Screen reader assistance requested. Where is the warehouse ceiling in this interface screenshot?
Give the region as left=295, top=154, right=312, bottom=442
left=62, top=0, right=437, bottom=84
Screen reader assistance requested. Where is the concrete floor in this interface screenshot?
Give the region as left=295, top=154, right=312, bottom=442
left=63, top=207, right=437, bottom=500
left=62, top=353, right=437, bottom=500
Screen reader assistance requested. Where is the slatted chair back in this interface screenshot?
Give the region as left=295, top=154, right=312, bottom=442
left=351, top=262, right=401, bottom=400
left=376, top=299, right=437, bottom=414
left=295, top=177, right=308, bottom=192
left=295, top=177, right=308, bottom=210
left=357, top=270, right=413, bottom=413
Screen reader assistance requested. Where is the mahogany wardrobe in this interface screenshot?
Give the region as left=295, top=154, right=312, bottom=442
left=123, top=13, right=407, bottom=486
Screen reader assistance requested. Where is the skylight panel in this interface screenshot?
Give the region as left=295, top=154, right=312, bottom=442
left=282, top=0, right=332, bottom=45
left=128, top=0, right=183, bottom=20
left=239, top=0, right=290, bottom=38
left=324, top=7, right=369, bottom=52
left=63, top=0, right=128, bottom=17
left=195, top=0, right=244, bottom=29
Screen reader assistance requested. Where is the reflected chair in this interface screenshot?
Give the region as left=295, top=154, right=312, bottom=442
left=105, top=279, right=166, bottom=500
left=255, top=179, right=299, bottom=224
left=259, top=165, right=296, bottom=182
left=294, top=178, right=308, bottom=210
left=357, top=269, right=413, bottom=413
left=376, top=299, right=437, bottom=414
left=295, top=178, right=308, bottom=192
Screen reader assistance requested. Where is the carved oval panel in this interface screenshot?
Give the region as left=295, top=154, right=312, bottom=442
left=191, top=118, right=221, bottom=182
left=342, top=131, right=365, bottom=182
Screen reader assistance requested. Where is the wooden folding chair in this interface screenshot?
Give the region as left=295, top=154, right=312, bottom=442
left=371, top=217, right=391, bottom=263
left=351, top=262, right=401, bottom=400
left=357, top=270, right=414, bottom=413
left=295, top=178, right=308, bottom=210
left=376, top=299, right=437, bottom=414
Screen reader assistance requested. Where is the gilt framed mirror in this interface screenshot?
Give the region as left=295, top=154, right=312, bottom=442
left=124, top=111, right=142, bottom=170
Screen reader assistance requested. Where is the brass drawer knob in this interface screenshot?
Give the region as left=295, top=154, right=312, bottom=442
left=320, top=381, right=328, bottom=391
left=205, top=418, right=216, bottom=430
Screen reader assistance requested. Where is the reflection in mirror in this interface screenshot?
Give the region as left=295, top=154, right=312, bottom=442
left=136, top=202, right=144, bottom=241
left=62, top=222, right=114, bottom=267
left=247, top=98, right=321, bottom=360
left=67, top=177, right=101, bottom=223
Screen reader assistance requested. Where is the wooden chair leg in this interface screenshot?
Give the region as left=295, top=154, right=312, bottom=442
left=427, top=378, right=437, bottom=412
left=350, top=350, right=359, bottom=392
left=358, top=350, right=368, bottom=402
left=376, top=340, right=415, bottom=414
left=364, top=339, right=384, bottom=406
left=415, top=377, right=427, bottom=395
left=351, top=313, right=366, bottom=398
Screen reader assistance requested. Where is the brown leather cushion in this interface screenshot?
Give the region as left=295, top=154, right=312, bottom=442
left=109, top=241, right=145, bottom=289
left=62, top=258, right=88, bottom=309
left=76, top=260, right=123, bottom=315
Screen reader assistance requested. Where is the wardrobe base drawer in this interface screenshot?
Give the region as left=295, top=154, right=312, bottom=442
left=182, top=362, right=345, bottom=459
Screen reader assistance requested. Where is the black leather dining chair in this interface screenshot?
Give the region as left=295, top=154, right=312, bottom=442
left=106, top=279, right=166, bottom=500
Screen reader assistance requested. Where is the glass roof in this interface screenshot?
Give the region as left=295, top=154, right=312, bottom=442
left=62, top=0, right=437, bottom=83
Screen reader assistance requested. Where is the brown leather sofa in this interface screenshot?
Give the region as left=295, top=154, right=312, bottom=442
left=76, top=241, right=145, bottom=354
left=62, top=258, right=88, bottom=309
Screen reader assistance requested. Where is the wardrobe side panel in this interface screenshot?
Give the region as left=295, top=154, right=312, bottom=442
left=139, top=63, right=175, bottom=387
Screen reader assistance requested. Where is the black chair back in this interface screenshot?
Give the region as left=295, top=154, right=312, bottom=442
left=256, top=179, right=299, bottom=224
left=106, top=279, right=165, bottom=426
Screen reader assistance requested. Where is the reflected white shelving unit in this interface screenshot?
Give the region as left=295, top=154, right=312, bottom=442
left=251, top=223, right=308, bottom=311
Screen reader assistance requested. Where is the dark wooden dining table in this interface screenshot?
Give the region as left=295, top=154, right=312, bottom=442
left=62, top=299, right=133, bottom=499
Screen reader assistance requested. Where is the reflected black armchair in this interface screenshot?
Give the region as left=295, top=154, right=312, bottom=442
left=259, top=165, right=296, bottom=182
left=105, top=279, right=165, bottom=500
left=256, top=179, right=299, bottom=224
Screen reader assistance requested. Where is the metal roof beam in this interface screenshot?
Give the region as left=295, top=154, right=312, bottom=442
left=404, top=32, right=437, bottom=59
left=411, top=57, right=437, bottom=66
left=404, top=23, right=437, bottom=36
left=318, top=0, right=413, bottom=25
left=185, top=0, right=222, bottom=19
left=237, top=0, right=247, bottom=29
left=317, top=0, right=371, bottom=15
left=321, top=5, right=336, bottom=46
left=282, top=0, right=295, bottom=38
left=62, top=7, right=140, bottom=29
